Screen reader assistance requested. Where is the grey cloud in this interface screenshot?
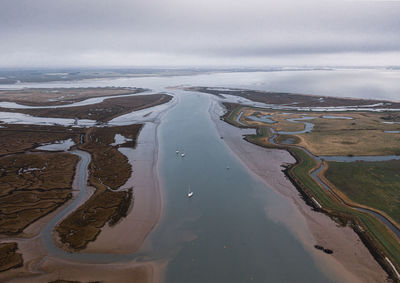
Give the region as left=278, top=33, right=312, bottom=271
left=0, top=0, right=399, bottom=66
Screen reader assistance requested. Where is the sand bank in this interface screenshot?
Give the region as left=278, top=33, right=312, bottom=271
left=83, top=121, right=162, bottom=254
left=209, top=98, right=387, bottom=282
left=1, top=251, right=165, bottom=283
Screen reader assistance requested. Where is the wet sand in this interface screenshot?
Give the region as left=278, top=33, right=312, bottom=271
left=209, top=98, right=388, bottom=282
left=1, top=251, right=164, bottom=283
left=84, top=122, right=162, bottom=254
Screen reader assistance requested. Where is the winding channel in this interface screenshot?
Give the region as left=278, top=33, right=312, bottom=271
left=252, top=114, right=400, bottom=239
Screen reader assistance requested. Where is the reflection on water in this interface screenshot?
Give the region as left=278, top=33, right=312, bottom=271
left=322, top=115, right=354, bottom=120
left=384, top=131, right=400, bottom=134
left=36, top=138, right=75, bottom=151
left=247, top=114, right=276, bottom=124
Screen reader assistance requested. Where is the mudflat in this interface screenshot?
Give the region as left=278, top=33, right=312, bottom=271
left=0, top=87, right=145, bottom=106
left=0, top=93, right=173, bottom=122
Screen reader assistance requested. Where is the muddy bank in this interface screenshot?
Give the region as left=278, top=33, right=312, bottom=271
left=84, top=122, right=162, bottom=254
left=0, top=124, right=164, bottom=282
left=0, top=94, right=172, bottom=123
left=0, top=249, right=164, bottom=283
left=209, top=98, right=387, bottom=282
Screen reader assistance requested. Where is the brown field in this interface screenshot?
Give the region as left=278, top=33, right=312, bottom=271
left=0, top=153, right=78, bottom=235
left=296, top=112, right=400, bottom=156
left=0, top=124, right=84, bottom=156
left=1, top=93, right=173, bottom=123
left=0, top=242, right=23, bottom=272
left=0, top=87, right=145, bottom=106
left=235, top=105, right=400, bottom=156
left=56, top=188, right=132, bottom=250
left=300, top=129, right=400, bottom=156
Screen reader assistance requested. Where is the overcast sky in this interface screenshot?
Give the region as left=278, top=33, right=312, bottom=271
left=0, top=0, right=399, bottom=67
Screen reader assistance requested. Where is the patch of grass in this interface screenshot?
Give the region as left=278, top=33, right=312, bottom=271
left=288, top=148, right=400, bottom=276
left=299, top=129, right=400, bottom=156
left=80, top=124, right=142, bottom=190
left=221, top=103, right=246, bottom=128
left=325, top=160, right=400, bottom=225
left=0, top=153, right=78, bottom=235
left=275, top=135, right=300, bottom=145
left=56, top=188, right=133, bottom=250
left=0, top=124, right=83, bottom=156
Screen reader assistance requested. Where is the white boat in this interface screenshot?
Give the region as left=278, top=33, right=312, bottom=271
left=181, top=153, right=185, bottom=157
left=176, top=150, right=179, bottom=154
left=187, top=186, right=194, bottom=198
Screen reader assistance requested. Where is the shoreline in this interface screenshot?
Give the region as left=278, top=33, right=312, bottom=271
left=0, top=96, right=177, bottom=282
left=83, top=121, right=162, bottom=254
left=208, top=97, right=388, bottom=282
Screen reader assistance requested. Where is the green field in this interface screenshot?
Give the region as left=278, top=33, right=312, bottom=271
left=325, top=160, right=400, bottom=225
left=288, top=148, right=400, bottom=275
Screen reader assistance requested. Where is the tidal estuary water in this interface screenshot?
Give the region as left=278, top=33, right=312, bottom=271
left=150, top=91, right=331, bottom=282
left=37, top=90, right=332, bottom=282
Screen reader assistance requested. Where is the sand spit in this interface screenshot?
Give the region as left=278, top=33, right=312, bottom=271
left=209, top=99, right=388, bottom=283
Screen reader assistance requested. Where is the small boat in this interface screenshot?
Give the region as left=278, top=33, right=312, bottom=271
left=176, top=150, right=179, bottom=154
left=187, top=186, right=194, bottom=198
left=181, top=153, right=185, bottom=157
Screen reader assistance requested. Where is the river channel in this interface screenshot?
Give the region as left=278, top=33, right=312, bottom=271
left=35, top=90, right=332, bottom=282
